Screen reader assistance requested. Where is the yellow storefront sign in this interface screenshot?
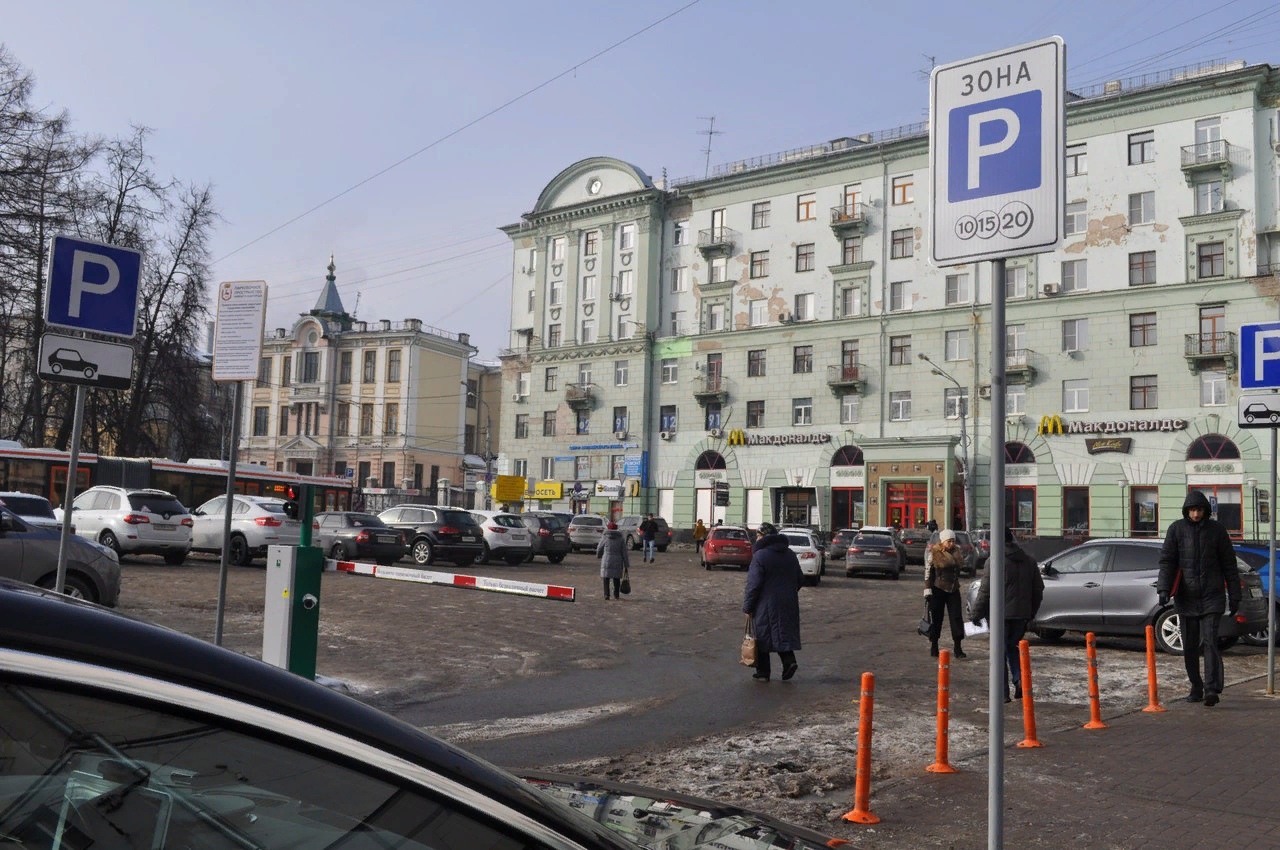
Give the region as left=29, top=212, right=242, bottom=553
left=491, top=475, right=527, bottom=502
left=1037, top=414, right=1065, bottom=436
left=532, top=480, right=563, bottom=500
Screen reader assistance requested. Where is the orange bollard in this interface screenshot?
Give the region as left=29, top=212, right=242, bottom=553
left=842, top=672, right=881, bottom=824
left=1083, top=631, right=1108, bottom=729
left=1142, top=624, right=1166, bottom=713
left=1016, top=639, right=1042, bottom=748
left=927, top=649, right=958, bottom=773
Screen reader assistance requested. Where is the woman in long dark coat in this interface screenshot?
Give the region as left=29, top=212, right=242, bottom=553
left=742, top=522, right=803, bottom=681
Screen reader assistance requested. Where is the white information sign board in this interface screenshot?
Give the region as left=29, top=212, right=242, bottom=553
left=212, top=280, right=268, bottom=382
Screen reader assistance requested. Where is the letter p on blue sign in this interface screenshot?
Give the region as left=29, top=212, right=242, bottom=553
left=948, top=90, right=1042, bottom=202
left=1240, top=322, right=1280, bottom=389
left=45, top=235, right=142, bottom=339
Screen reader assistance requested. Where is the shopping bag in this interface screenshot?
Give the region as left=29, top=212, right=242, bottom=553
left=740, top=615, right=758, bottom=666
left=964, top=618, right=990, bottom=638
left=619, top=566, right=631, bottom=595
left=916, top=600, right=932, bottom=637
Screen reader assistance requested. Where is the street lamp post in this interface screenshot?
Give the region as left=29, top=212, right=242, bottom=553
left=917, top=353, right=972, bottom=533
left=462, top=382, right=493, bottom=510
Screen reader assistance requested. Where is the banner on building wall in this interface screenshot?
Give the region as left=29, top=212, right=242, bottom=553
left=533, top=481, right=563, bottom=500
left=595, top=479, right=623, bottom=498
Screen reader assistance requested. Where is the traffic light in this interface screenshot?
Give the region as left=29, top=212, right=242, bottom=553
left=283, top=485, right=301, bottom=520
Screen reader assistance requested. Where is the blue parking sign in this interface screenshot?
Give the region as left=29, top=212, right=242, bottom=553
left=1239, top=322, right=1280, bottom=390
left=947, top=90, right=1043, bottom=202
left=45, top=235, right=142, bottom=339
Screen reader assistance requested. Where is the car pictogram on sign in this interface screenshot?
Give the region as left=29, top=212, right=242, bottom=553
left=47, top=347, right=98, bottom=379
left=1243, top=402, right=1280, bottom=424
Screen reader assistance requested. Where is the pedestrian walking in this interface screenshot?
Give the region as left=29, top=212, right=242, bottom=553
left=925, top=529, right=968, bottom=659
left=693, top=519, right=708, bottom=552
left=926, top=518, right=938, bottom=533
left=1157, top=491, right=1240, bottom=706
left=972, top=527, right=1044, bottom=702
left=742, top=522, right=802, bottom=682
left=596, top=521, right=629, bottom=600
left=640, top=514, right=659, bottom=562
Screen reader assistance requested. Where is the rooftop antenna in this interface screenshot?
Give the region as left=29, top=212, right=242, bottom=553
left=351, top=291, right=361, bottom=318
left=698, top=116, right=723, bottom=178
left=916, top=54, right=937, bottom=80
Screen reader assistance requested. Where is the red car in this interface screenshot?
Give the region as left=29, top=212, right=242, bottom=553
left=701, top=525, right=754, bottom=570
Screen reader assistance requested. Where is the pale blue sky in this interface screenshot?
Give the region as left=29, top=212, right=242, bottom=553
left=5, top=0, right=1278, bottom=358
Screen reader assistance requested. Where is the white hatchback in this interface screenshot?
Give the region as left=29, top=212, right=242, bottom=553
left=778, top=527, right=826, bottom=586
left=469, top=510, right=534, bottom=565
left=190, top=495, right=303, bottom=566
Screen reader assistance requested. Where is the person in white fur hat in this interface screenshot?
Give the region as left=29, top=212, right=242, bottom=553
left=923, top=529, right=967, bottom=658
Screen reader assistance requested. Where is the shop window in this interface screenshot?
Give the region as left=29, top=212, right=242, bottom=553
left=1063, top=487, right=1089, bottom=535
left=1006, top=486, right=1035, bottom=531
left=1186, top=434, right=1240, bottom=460
left=1005, top=442, right=1035, bottom=463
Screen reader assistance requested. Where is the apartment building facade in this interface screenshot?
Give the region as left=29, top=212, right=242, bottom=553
left=499, top=60, right=1280, bottom=538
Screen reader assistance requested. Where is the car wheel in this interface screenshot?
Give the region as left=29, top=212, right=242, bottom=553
left=547, top=553, right=565, bottom=564
left=1154, top=608, right=1184, bottom=654
left=626, top=535, right=637, bottom=550
left=98, top=530, right=121, bottom=557
left=890, top=569, right=900, bottom=581
left=811, top=574, right=821, bottom=586
left=412, top=539, right=435, bottom=566
left=1242, top=606, right=1277, bottom=646
left=475, top=543, right=491, bottom=565
left=163, top=551, right=187, bottom=566
left=505, top=553, right=526, bottom=566
left=1035, top=628, right=1065, bottom=642
left=228, top=534, right=251, bottom=566
left=38, top=573, right=96, bottom=602
left=330, top=543, right=345, bottom=560
left=525, top=551, right=536, bottom=563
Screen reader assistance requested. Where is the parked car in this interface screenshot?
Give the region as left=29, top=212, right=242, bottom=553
left=701, top=525, right=753, bottom=570
left=825, top=527, right=860, bottom=562
left=469, top=510, right=534, bottom=565
left=62, top=485, right=192, bottom=564
left=858, top=525, right=907, bottom=572
left=190, top=494, right=303, bottom=565
left=616, top=515, right=673, bottom=552
left=378, top=504, right=485, bottom=566
left=779, top=526, right=825, bottom=586
left=568, top=514, right=606, bottom=552
left=0, top=505, right=120, bottom=605
left=520, top=511, right=572, bottom=563
left=0, top=581, right=840, bottom=850
left=925, top=529, right=978, bottom=575
left=970, top=528, right=992, bottom=572
left=900, top=527, right=933, bottom=565
left=1233, top=544, right=1279, bottom=646
left=964, top=538, right=1269, bottom=654
left=0, top=491, right=64, bottom=532
left=845, top=532, right=902, bottom=580
left=315, top=511, right=406, bottom=565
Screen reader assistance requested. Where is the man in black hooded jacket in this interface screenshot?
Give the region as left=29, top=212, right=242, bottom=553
left=1157, top=490, right=1240, bottom=706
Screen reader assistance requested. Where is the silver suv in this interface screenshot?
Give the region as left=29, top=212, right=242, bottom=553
left=191, top=495, right=303, bottom=565
left=66, top=486, right=193, bottom=564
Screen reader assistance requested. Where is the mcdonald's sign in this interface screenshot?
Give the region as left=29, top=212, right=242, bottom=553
left=726, top=428, right=747, bottom=446
left=1037, top=414, right=1065, bottom=436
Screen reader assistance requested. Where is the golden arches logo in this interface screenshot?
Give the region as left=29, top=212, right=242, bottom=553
left=1037, top=415, right=1065, bottom=436
left=725, top=429, right=747, bottom=446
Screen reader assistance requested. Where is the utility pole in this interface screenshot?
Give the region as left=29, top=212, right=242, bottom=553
left=918, top=352, right=974, bottom=532
left=698, top=116, right=722, bottom=178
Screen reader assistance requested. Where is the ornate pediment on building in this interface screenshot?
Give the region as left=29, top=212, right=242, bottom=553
left=280, top=435, right=324, bottom=457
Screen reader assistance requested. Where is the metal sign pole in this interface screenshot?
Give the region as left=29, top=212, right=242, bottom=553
left=988, top=258, right=1008, bottom=849
left=1268, top=427, right=1276, bottom=695
left=213, top=381, right=243, bottom=646
left=54, top=385, right=87, bottom=596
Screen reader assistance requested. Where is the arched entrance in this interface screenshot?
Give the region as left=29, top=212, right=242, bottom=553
left=830, top=445, right=865, bottom=530
left=1183, top=434, right=1243, bottom=536
left=694, top=450, right=728, bottom=526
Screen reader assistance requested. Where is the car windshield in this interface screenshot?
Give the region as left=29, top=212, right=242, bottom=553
left=0, top=495, right=52, bottom=517
left=784, top=534, right=812, bottom=547
left=854, top=535, right=892, bottom=547
left=712, top=528, right=748, bottom=541
left=832, top=530, right=857, bottom=543
left=127, top=494, right=186, bottom=514
left=347, top=514, right=387, bottom=527
left=439, top=510, right=477, bottom=526
left=256, top=501, right=287, bottom=515
left=540, top=515, right=569, bottom=529
left=571, top=516, right=603, bottom=526
left=488, top=514, right=525, bottom=528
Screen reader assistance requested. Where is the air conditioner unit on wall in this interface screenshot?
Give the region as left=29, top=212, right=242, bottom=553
left=659, top=430, right=673, bottom=440
left=978, top=385, right=992, bottom=400
left=1043, top=283, right=1060, bottom=296
left=708, top=428, right=722, bottom=438
left=614, top=430, right=627, bottom=440
left=511, top=392, right=525, bottom=402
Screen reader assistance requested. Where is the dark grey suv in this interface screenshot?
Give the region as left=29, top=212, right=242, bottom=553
left=0, top=506, right=120, bottom=605
left=521, top=512, right=572, bottom=563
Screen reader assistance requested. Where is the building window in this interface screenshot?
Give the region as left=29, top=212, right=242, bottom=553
left=890, top=335, right=911, bottom=365
left=660, top=405, right=677, bottom=432
left=892, top=175, right=914, bottom=205
left=710, top=256, right=728, bottom=283
left=575, top=409, right=590, bottom=435
left=1198, top=242, right=1225, bottom=278
left=840, top=394, right=860, bottom=424
left=890, top=228, right=913, bottom=259
left=1201, top=370, right=1227, bottom=406
left=890, top=280, right=908, bottom=311
left=945, top=329, right=970, bottom=361
left=1006, top=385, right=1026, bottom=416
left=747, top=400, right=765, bottom=427
left=1005, top=266, right=1027, bottom=299
left=280, top=356, right=292, bottom=387
left=796, top=242, right=815, bottom=272
left=547, top=279, right=563, bottom=307
left=515, top=414, right=529, bottom=439
left=580, top=318, right=596, bottom=343
left=749, top=299, right=768, bottom=327
left=1129, top=191, right=1155, bottom=225
left=671, top=266, right=687, bottom=292
left=1130, top=312, right=1157, bottom=347
left=614, top=360, right=629, bottom=386
left=1128, top=130, right=1155, bottom=164
left=612, top=406, right=628, bottom=434
left=581, top=275, right=598, bottom=301
left=1195, top=180, right=1223, bottom=215
left=1062, top=259, right=1087, bottom=292
left=842, top=237, right=863, bottom=266
left=673, top=220, right=688, bottom=245
left=1065, top=144, right=1087, bottom=176
left=515, top=371, right=530, bottom=397
left=330, top=401, right=348, bottom=436
left=706, top=303, right=726, bottom=331
left=338, top=351, right=352, bottom=384
left=751, top=201, right=771, bottom=229
left=890, top=391, right=911, bottom=421
left=379, top=349, right=397, bottom=383
left=256, top=357, right=271, bottom=388
left=840, top=286, right=861, bottom=317
left=661, top=358, right=678, bottom=384
left=1007, top=323, right=1025, bottom=357
left=662, top=311, right=678, bottom=336
left=750, top=250, right=770, bottom=279
left=792, top=397, right=813, bottom=425
left=1130, top=375, right=1158, bottom=410
left=359, top=403, right=374, bottom=436
left=945, top=387, right=969, bottom=419
left=615, top=314, right=630, bottom=340
left=1129, top=251, right=1156, bottom=286
left=252, top=406, right=268, bottom=436
left=547, top=323, right=562, bottom=347
left=540, top=457, right=555, bottom=480
left=1063, top=379, right=1089, bottom=413
left=1064, top=202, right=1086, bottom=237
left=361, top=351, right=376, bottom=383
left=551, top=236, right=566, bottom=261
left=465, top=379, right=478, bottom=408
left=1062, top=318, right=1088, bottom=352
left=793, top=345, right=813, bottom=374
left=793, top=293, right=813, bottom=321
left=384, top=403, right=399, bottom=435
left=945, top=273, right=969, bottom=305
left=584, top=230, right=599, bottom=256
left=542, top=411, right=556, bottom=437
left=616, top=269, right=633, bottom=295
left=705, top=403, right=722, bottom=431
left=544, top=367, right=558, bottom=392
left=577, top=363, right=592, bottom=386
left=796, top=193, right=816, bottom=221
left=618, top=223, right=636, bottom=251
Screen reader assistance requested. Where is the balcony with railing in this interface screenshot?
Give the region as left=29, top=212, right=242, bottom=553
left=1006, top=349, right=1037, bottom=384
left=829, top=202, right=868, bottom=236
left=696, top=226, right=738, bottom=257
left=1184, top=331, right=1237, bottom=373
left=825, top=363, right=866, bottom=394
left=1179, top=140, right=1233, bottom=184
left=564, top=382, right=597, bottom=410
left=692, top=374, right=730, bottom=404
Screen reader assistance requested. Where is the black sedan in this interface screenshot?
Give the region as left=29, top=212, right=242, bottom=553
left=314, top=511, right=406, bottom=565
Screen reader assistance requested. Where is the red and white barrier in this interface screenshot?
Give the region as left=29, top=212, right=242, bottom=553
left=326, top=559, right=575, bottom=602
